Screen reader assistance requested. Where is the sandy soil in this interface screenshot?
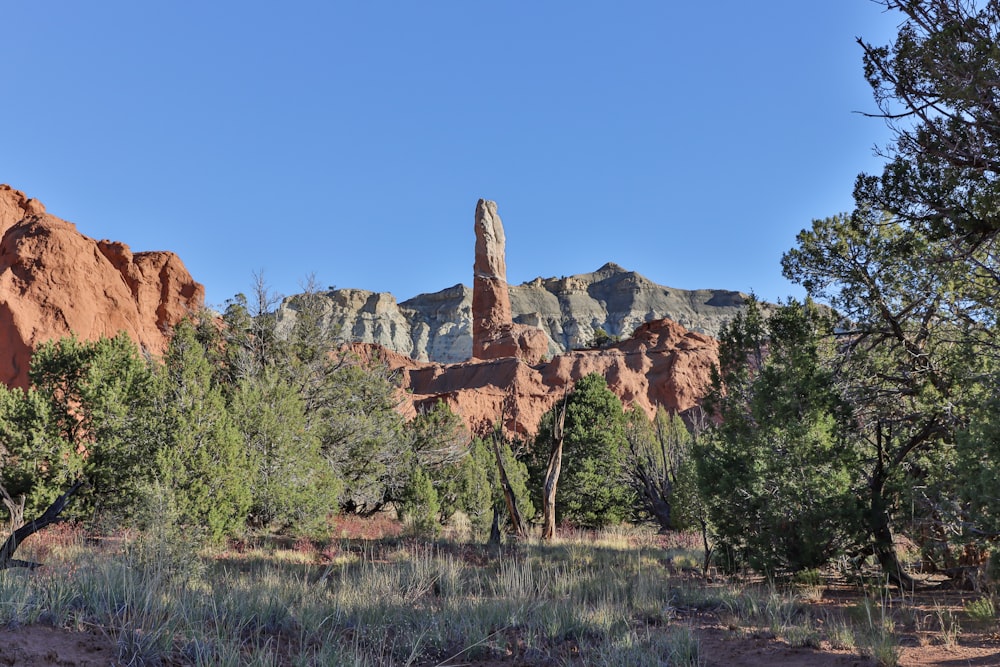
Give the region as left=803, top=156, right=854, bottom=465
left=2, top=622, right=998, bottom=666
left=0, top=625, right=115, bottom=667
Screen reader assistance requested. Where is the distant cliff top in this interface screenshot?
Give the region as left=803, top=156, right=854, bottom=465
left=276, top=262, right=748, bottom=364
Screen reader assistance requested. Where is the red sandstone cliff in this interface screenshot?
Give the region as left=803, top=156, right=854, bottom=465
left=352, top=316, right=718, bottom=435
left=0, top=185, right=204, bottom=387
left=351, top=199, right=720, bottom=434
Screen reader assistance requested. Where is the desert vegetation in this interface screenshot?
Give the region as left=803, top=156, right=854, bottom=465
left=5, top=0, right=1000, bottom=664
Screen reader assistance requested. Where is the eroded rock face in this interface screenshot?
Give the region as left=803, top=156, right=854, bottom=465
left=0, top=185, right=204, bottom=388
left=275, top=266, right=747, bottom=365
left=470, top=199, right=548, bottom=365
left=353, top=316, right=719, bottom=436
left=339, top=198, right=722, bottom=435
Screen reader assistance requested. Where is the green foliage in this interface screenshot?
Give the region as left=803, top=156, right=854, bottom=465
left=696, top=298, right=862, bottom=574
left=590, top=327, right=620, bottom=349
left=529, top=373, right=633, bottom=528
left=319, top=355, right=408, bottom=514
left=0, top=382, right=75, bottom=518
left=784, top=210, right=978, bottom=582
left=955, top=376, right=1000, bottom=542
left=826, top=1, right=1000, bottom=578
left=155, top=320, right=252, bottom=542
left=398, top=466, right=441, bottom=537
left=406, top=400, right=468, bottom=470
left=622, top=406, right=693, bottom=531
left=855, top=0, right=1000, bottom=242
left=440, top=436, right=494, bottom=535
left=0, top=334, right=160, bottom=521
left=229, top=369, right=339, bottom=535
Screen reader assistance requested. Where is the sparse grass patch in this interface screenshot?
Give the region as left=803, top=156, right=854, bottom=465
left=965, top=595, right=997, bottom=626
left=8, top=523, right=986, bottom=665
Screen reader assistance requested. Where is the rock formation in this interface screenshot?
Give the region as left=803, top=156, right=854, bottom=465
left=340, top=198, right=720, bottom=435
left=0, top=185, right=204, bottom=388
left=354, top=316, right=718, bottom=435
left=275, top=264, right=748, bottom=365
left=470, top=199, right=549, bottom=364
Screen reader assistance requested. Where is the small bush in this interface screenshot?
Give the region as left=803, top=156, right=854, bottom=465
left=965, top=596, right=997, bottom=625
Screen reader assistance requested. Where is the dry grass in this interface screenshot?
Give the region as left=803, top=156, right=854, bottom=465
left=2, top=522, right=994, bottom=666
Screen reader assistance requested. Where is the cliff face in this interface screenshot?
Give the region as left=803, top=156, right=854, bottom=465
left=0, top=185, right=204, bottom=387
left=353, top=316, right=719, bottom=436
left=334, top=199, right=722, bottom=435
left=276, top=263, right=747, bottom=364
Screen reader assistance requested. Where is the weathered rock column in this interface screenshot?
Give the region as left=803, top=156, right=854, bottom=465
left=471, top=199, right=548, bottom=364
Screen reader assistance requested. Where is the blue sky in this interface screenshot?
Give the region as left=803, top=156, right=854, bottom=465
left=1, top=2, right=902, bottom=309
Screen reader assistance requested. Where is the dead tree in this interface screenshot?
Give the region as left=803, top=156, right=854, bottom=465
left=0, top=484, right=25, bottom=534
left=542, top=393, right=568, bottom=541
left=0, top=479, right=84, bottom=570
left=491, top=428, right=526, bottom=540
left=482, top=386, right=532, bottom=545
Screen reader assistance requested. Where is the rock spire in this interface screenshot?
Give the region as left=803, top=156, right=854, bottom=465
left=470, top=199, right=548, bottom=364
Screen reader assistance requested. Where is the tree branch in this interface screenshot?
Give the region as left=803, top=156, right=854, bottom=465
left=0, top=478, right=84, bottom=570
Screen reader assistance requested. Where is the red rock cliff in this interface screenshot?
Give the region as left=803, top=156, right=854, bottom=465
left=0, top=185, right=204, bottom=387
left=354, top=316, right=718, bottom=436
left=354, top=199, right=720, bottom=434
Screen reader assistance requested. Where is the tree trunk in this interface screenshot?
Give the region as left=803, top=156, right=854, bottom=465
left=870, top=472, right=916, bottom=590
left=642, top=478, right=673, bottom=533
left=542, top=396, right=568, bottom=541
left=0, top=484, right=25, bottom=534
left=700, top=518, right=713, bottom=578
left=0, top=479, right=84, bottom=570
left=488, top=502, right=502, bottom=548
left=491, top=435, right=526, bottom=539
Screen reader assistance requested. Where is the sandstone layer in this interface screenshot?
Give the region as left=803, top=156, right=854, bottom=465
left=0, top=185, right=204, bottom=387
left=353, top=316, right=718, bottom=436
left=276, top=264, right=747, bottom=364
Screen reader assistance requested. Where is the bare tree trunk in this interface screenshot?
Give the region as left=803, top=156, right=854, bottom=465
left=492, top=433, right=526, bottom=539
left=0, top=484, right=25, bottom=533
left=869, top=422, right=917, bottom=590
left=542, top=395, right=568, bottom=541
left=0, top=479, right=84, bottom=570
left=699, top=518, right=713, bottom=578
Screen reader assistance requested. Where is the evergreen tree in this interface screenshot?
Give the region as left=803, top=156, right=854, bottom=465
left=441, top=433, right=533, bottom=540
left=154, top=320, right=251, bottom=542
left=529, top=373, right=633, bottom=528
left=229, top=369, right=340, bottom=534
left=0, top=334, right=159, bottom=521
left=622, top=406, right=693, bottom=532
left=697, top=298, right=862, bottom=574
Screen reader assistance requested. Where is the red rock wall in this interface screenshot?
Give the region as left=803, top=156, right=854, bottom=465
left=0, top=185, right=204, bottom=388
left=357, top=317, right=719, bottom=436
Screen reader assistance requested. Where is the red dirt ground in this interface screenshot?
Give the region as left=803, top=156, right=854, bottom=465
left=2, top=616, right=998, bottom=666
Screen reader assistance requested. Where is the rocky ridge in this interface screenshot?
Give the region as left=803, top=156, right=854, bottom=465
left=0, top=185, right=204, bottom=388
left=276, top=263, right=747, bottom=365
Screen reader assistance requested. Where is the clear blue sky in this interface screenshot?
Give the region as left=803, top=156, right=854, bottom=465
left=1, top=2, right=902, bottom=309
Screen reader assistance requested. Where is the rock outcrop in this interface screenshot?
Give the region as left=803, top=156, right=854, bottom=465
left=0, top=185, right=204, bottom=388
left=354, top=316, right=718, bottom=435
left=471, top=200, right=548, bottom=364
left=276, top=266, right=748, bottom=365
left=339, top=197, right=721, bottom=435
